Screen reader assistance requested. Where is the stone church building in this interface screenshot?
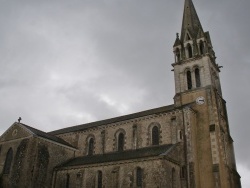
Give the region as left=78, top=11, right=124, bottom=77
left=0, top=0, right=241, bottom=187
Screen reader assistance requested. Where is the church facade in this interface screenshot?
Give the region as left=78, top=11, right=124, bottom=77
left=0, top=0, right=241, bottom=187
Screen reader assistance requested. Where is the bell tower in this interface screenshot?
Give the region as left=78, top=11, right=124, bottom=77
left=172, top=0, right=241, bottom=187
left=173, top=0, right=222, bottom=106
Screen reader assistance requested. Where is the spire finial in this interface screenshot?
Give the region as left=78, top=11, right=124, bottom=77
left=176, top=33, right=179, bottom=39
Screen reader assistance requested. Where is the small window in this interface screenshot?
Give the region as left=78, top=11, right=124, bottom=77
left=98, top=171, right=102, bottom=188
left=199, top=41, right=205, bottom=55
left=152, top=126, right=159, bottom=145
left=66, top=174, right=70, bottom=188
left=136, top=167, right=143, bottom=187
left=195, top=68, right=201, bottom=88
left=3, top=148, right=13, bottom=174
left=187, top=71, right=192, bottom=90
left=172, top=168, right=176, bottom=188
left=180, top=166, right=186, bottom=178
left=187, top=43, right=193, bottom=58
left=179, top=130, right=183, bottom=140
left=88, top=138, right=94, bottom=156
left=176, top=48, right=180, bottom=62
left=118, top=133, right=125, bottom=152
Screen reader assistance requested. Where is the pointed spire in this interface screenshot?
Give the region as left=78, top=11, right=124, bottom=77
left=181, top=0, right=203, bottom=41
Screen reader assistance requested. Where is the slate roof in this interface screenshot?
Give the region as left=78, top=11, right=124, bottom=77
left=19, top=123, right=75, bottom=148
left=181, top=0, right=204, bottom=41
left=58, top=144, right=175, bottom=168
left=49, top=105, right=176, bottom=135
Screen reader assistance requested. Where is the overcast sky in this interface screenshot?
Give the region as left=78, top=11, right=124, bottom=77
left=0, top=0, right=249, bottom=186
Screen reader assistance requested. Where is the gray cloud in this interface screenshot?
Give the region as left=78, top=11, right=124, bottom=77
left=0, top=0, right=249, bottom=186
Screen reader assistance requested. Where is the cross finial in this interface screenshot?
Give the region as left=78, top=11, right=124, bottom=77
left=18, top=117, right=22, bottom=123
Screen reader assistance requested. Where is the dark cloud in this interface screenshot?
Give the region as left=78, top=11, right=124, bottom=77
left=0, top=0, right=249, bottom=186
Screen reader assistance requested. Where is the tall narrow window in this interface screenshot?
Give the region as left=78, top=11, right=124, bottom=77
left=180, top=166, right=186, bottom=178
left=3, top=148, right=13, bottom=174
left=101, top=130, right=105, bottom=154
left=136, top=167, right=143, bottom=187
left=176, top=48, right=180, bottom=62
left=187, top=71, right=192, bottom=90
left=179, top=130, right=183, bottom=140
left=66, top=174, right=70, bottom=188
left=88, top=138, right=94, bottom=156
left=97, top=171, right=102, bottom=188
left=172, top=168, right=176, bottom=188
left=118, top=132, right=124, bottom=152
left=195, top=68, right=201, bottom=88
left=199, top=41, right=205, bottom=55
left=187, top=43, right=193, bottom=58
left=132, top=125, right=138, bottom=149
left=152, top=126, right=159, bottom=145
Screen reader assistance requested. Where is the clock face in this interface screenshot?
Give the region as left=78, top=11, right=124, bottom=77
left=196, top=96, right=205, bottom=105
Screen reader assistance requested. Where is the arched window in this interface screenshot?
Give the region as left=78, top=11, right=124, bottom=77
left=187, top=43, right=193, bottom=58
left=3, top=148, right=13, bottom=174
left=172, top=168, right=176, bottom=188
left=199, top=41, right=205, bottom=55
left=152, top=126, right=159, bottom=145
left=66, top=174, right=70, bottom=188
left=195, top=68, right=201, bottom=88
left=136, top=167, right=143, bottom=187
left=97, top=171, right=102, bottom=188
left=176, top=48, right=180, bottom=62
left=118, top=132, right=125, bottom=152
left=186, top=70, right=192, bottom=90
left=88, top=138, right=94, bottom=156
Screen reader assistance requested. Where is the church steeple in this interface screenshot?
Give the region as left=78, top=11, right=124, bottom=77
left=173, top=0, right=216, bottom=63
left=172, top=0, right=222, bottom=101
left=180, top=0, right=203, bottom=42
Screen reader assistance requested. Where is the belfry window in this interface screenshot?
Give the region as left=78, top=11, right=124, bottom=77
left=199, top=41, right=205, bottom=55
left=187, top=70, right=192, bottom=90
left=97, top=171, right=102, bottom=188
left=118, top=132, right=125, bottom=152
left=88, top=138, right=94, bottom=156
left=3, top=148, right=13, bottom=174
left=152, top=126, right=159, bottom=145
left=187, top=43, right=193, bottom=58
left=195, top=68, right=201, bottom=88
left=176, top=48, right=181, bottom=62
left=136, top=167, right=143, bottom=187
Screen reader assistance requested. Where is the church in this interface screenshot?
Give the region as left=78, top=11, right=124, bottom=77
left=0, top=0, right=241, bottom=187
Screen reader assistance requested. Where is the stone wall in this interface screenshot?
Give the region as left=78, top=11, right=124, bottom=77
left=54, top=157, right=181, bottom=188
left=0, top=135, right=75, bottom=188
left=57, top=110, right=185, bottom=158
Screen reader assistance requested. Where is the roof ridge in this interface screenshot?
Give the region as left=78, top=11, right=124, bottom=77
left=49, top=104, right=175, bottom=135
left=57, top=144, right=175, bottom=168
